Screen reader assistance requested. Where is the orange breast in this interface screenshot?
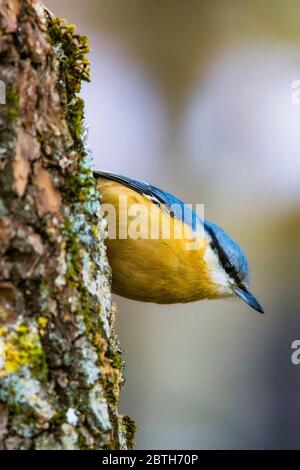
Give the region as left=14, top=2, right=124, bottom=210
left=98, top=177, right=219, bottom=303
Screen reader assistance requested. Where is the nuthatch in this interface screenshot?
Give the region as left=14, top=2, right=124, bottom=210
left=94, top=171, right=264, bottom=314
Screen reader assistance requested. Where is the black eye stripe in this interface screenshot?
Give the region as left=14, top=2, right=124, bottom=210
left=205, top=225, right=242, bottom=286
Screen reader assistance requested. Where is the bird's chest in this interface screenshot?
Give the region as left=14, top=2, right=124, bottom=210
left=99, top=178, right=217, bottom=302
left=106, top=234, right=215, bottom=304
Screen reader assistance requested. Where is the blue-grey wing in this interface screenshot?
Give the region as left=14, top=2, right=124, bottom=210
left=93, top=170, right=199, bottom=230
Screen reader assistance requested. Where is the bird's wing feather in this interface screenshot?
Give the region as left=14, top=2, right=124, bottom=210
left=93, top=170, right=197, bottom=226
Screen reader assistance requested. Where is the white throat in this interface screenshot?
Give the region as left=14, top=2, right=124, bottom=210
left=203, top=242, right=234, bottom=297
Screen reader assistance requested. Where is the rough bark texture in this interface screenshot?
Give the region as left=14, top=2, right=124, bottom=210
left=0, top=0, right=135, bottom=450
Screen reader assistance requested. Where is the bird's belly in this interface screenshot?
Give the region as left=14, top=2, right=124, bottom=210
left=105, top=237, right=213, bottom=303
left=99, top=177, right=218, bottom=303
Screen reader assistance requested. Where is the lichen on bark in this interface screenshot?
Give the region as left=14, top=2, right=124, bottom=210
left=0, top=0, right=135, bottom=450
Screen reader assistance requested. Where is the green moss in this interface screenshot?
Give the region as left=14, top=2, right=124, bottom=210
left=122, top=416, right=137, bottom=450
left=63, top=218, right=82, bottom=279
left=47, top=19, right=90, bottom=92
left=50, top=410, right=66, bottom=427
left=6, top=85, right=20, bottom=122
left=47, top=16, right=90, bottom=143
left=11, top=405, right=38, bottom=424
left=77, top=430, right=92, bottom=450
left=67, top=96, right=85, bottom=141
left=1, top=324, right=48, bottom=383
left=109, top=349, right=123, bottom=371
left=8, top=403, right=41, bottom=438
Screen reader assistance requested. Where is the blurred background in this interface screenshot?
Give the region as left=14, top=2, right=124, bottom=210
left=48, top=0, right=300, bottom=449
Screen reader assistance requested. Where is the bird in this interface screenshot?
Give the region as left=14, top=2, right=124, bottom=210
left=94, top=170, right=264, bottom=314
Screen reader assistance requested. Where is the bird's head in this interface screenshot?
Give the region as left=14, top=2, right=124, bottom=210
left=203, top=220, right=264, bottom=314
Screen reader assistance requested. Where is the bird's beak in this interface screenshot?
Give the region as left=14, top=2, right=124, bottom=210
left=234, top=286, right=264, bottom=314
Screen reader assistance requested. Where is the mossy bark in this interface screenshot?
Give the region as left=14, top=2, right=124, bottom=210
left=0, top=0, right=135, bottom=450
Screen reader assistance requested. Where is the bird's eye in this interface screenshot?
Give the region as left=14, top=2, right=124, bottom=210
left=225, top=261, right=235, bottom=274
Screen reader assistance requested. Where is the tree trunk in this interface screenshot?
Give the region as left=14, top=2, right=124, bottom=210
left=0, top=0, right=135, bottom=450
